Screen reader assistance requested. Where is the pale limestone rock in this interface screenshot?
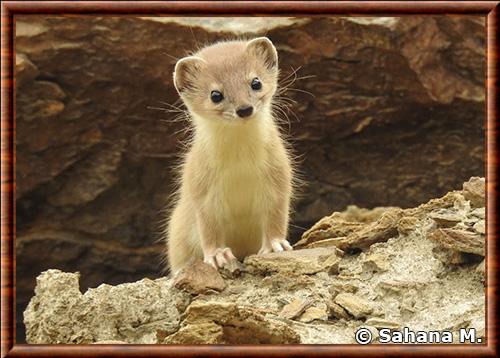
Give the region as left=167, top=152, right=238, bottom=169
left=245, top=248, right=340, bottom=275
left=303, top=238, right=345, bottom=249
left=432, top=247, right=471, bottom=265
left=296, top=218, right=364, bottom=248
left=362, top=252, right=391, bottom=272
left=427, top=228, right=484, bottom=256
left=470, top=207, right=485, bottom=219
left=365, top=318, right=400, bottom=329
left=261, top=272, right=316, bottom=290
left=334, top=293, right=374, bottom=319
left=336, top=205, right=400, bottom=223
left=340, top=209, right=403, bottom=250
left=406, top=191, right=466, bottom=217
left=24, top=178, right=486, bottom=344
left=24, top=269, right=186, bottom=344
left=298, top=305, right=329, bottom=323
left=279, top=298, right=312, bottom=320
left=429, top=211, right=464, bottom=228
left=473, top=220, right=485, bottom=234
left=298, top=209, right=403, bottom=251
left=377, top=280, right=429, bottom=293
left=329, top=280, right=359, bottom=295
left=327, top=302, right=351, bottom=320
left=397, top=216, right=419, bottom=235
left=463, top=177, right=485, bottom=208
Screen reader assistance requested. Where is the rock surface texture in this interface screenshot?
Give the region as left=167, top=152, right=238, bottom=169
left=25, top=178, right=486, bottom=344
left=15, top=16, right=485, bottom=340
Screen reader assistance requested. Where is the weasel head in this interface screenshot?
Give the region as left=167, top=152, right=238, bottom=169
left=173, top=37, right=278, bottom=123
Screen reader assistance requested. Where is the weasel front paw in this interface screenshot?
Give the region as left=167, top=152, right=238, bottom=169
left=259, top=238, right=293, bottom=255
left=203, top=247, right=238, bottom=270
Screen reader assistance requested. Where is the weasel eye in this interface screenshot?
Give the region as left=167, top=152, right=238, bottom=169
left=210, top=90, right=224, bottom=103
left=251, top=78, right=262, bottom=91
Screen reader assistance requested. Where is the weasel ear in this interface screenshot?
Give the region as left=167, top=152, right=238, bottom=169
left=173, top=56, right=205, bottom=93
left=246, top=37, right=278, bottom=71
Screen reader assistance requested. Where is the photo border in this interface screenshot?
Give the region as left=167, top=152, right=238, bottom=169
left=1, top=1, right=498, bottom=357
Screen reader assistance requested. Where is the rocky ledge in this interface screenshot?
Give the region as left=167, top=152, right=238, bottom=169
left=24, top=177, right=485, bottom=344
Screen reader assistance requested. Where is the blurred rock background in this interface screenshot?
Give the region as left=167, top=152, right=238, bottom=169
left=15, top=16, right=485, bottom=342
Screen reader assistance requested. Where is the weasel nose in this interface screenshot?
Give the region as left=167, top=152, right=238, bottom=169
left=236, top=106, right=253, bottom=118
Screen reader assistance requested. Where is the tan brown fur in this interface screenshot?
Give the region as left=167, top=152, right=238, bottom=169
left=166, top=37, right=294, bottom=274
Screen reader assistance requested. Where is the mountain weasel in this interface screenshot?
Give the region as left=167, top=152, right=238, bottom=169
left=166, top=37, right=294, bottom=273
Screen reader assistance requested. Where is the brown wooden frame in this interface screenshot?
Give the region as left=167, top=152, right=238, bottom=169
left=1, top=1, right=498, bottom=357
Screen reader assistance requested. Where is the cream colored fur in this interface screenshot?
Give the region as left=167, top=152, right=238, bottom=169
left=166, top=38, right=293, bottom=273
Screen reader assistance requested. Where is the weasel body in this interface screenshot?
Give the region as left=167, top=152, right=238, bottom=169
left=166, top=37, right=294, bottom=273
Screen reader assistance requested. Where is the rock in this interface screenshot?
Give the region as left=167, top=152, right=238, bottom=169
left=245, top=247, right=341, bottom=275
left=279, top=298, right=312, bottom=320
left=174, top=294, right=192, bottom=314
left=476, top=260, right=485, bottom=282
left=23, top=183, right=486, bottom=344
left=432, top=247, right=472, bottom=265
left=334, top=293, right=374, bottom=319
left=429, top=211, right=464, bottom=228
left=377, top=280, right=428, bottom=294
left=396, top=17, right=484, bottom=103
left=48, top=143, right=124, bottom=207
left=362, top=252, right=391, bottom=272
left=303, top=209, right=403, bottom=251
left=335, top=206, right=400, bottom=223
left=427, top=228, right=484, bottom=256
left=262, top=272, right=316, bottom=290
left=296, top=208, right=401, bottom=250
left=327, top=302, right=351, bottom=320
left=16, top=229, right=163, bottom=327
left=172, top=261, right=226, bottom=294
left=15, top=53, right=39, bottom=86
left=298, top=305, right=329, bottom=323
left=24, top=269, right=185, bottom=344
left=301, top=239, right=347, bottom=255
left=163, top=322, right=223, bottom=344
left=329, top=280, right=359, bottom=295
left=463, top=177, right=485, bottom=208
left=342, top=209, right=403, bottom=250
left=296, top=218, right=364, bottom=249
left=365, top=318, right=400, bottom=329
left=407, top=191, right=464, bottom=217
left=165, top=301, right=300, bottom=344
left=429, top=225, right=485, bottom=265
left=470, top=208, right=485, bottom=219
left=397, top=216, right=419, bottom=235
left=473, top=220, right=485, bottom=234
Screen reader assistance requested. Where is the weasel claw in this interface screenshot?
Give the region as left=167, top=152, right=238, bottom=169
left=259, top=238, right=293, bottom=255
left=204, top=247, right=237, bottom=270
